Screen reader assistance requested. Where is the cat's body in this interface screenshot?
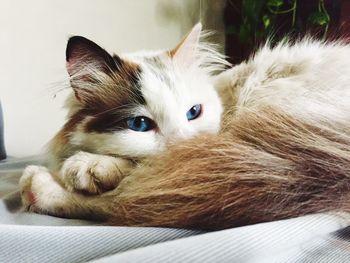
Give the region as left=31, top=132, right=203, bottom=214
left=20, top=25, right=350, bottom=230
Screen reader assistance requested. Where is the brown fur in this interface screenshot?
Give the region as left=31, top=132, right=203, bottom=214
left=48, top=111, right=87, bottom=165
left=81, top=106, right=350, bottom=230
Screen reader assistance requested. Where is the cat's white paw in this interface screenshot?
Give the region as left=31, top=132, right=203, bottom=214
left=60, top=152, right=131, bottom=195
left=19, top=165, right=69, bottom=216
left=19, top=165, right=45, bottom=210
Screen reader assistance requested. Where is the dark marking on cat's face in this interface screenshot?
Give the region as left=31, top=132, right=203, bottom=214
left=84, top=105, right=140, bottom=133
left=82, top=58, right=146, bottom=133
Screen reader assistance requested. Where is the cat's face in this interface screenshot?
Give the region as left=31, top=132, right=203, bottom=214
left=64, top=24, right=225, bottom=158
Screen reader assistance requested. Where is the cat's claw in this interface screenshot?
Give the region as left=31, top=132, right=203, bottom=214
left=60, top=152, right=131, bottom=195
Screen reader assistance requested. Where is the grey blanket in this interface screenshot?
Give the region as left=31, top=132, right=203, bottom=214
left=1, top=156, right=350, bottom=262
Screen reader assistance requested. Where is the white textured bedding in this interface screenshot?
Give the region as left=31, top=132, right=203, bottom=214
left=1, top=156, right=350, bottom=262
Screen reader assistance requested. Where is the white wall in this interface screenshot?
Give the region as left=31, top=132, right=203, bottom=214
left=0, top=0, right=224, bottom=157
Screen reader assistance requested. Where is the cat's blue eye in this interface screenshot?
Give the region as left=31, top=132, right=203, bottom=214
left=126, top=116, right=154, bottom=132
left=186, top=104, right=202, bottom=121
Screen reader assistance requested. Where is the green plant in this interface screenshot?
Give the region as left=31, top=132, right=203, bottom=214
left=227, top=0, right=330, bottom=45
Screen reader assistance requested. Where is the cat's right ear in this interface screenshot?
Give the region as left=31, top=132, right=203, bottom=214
left=66, top=36, right=119, bottom=77
left=66, top=36, right=130, bottom=103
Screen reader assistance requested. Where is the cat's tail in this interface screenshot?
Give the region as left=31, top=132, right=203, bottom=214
left=96, top=106, right=350, bottom=230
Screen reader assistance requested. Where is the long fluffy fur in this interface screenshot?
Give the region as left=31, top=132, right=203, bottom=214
left=82, top=40, right=350, bottom=230
left=22, top=39, right=350, bottom=230
left=52, top=104, right=350, bottom=230
left=82, top=105, right=348, bottom=230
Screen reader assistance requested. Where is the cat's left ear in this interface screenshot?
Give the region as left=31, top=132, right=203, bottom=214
left=169, top=23, right=202, bottom=65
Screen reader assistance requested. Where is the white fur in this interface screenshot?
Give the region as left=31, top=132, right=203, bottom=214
left=216, top=39, right=350, bottom=124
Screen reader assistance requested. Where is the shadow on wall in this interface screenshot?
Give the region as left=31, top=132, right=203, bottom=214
left=156, top=0, right=226, bottom=52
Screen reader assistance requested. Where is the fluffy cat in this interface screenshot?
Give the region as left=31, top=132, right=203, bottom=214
left=38, top=23, right=226, bottom=195
left=20, top=23, right=227, bottom=212
left=20, top=25, right=350, bottom=230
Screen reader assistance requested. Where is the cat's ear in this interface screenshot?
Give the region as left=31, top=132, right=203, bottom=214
left=66, top=36, right=120, bottom=76
left=169, top=23, right=202, bottom=65
left=65, top=36, right=134, bottom=104
left=65, top=36, right=142, bottom=107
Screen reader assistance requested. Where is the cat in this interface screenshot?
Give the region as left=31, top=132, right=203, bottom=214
left=20, top=24, right=350, bottom=230
left=19, top=23, right=228, bottom=214
left=41, top=23, right=226, bottom=194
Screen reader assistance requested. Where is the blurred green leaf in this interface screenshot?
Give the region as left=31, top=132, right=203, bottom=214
left=263, top=14, right=271, bottom=29
left=309, top=12, right=329, bottom=26
left=267, top=0, right=284, bottom=8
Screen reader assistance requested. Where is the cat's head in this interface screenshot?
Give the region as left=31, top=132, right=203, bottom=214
left=63, top=23, right=227, bottom=158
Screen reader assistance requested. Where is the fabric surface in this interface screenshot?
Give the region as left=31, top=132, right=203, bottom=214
left=0, top=101, right=6, bottom=160
left=1, top=156, right=350, bottom=262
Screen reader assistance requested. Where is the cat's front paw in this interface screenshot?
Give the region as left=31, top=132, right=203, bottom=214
left=60, top=152, right=131, bottom=195
left=19, top=165, right=45, bottom=210
left=19, top=165, right=68, bottom=216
